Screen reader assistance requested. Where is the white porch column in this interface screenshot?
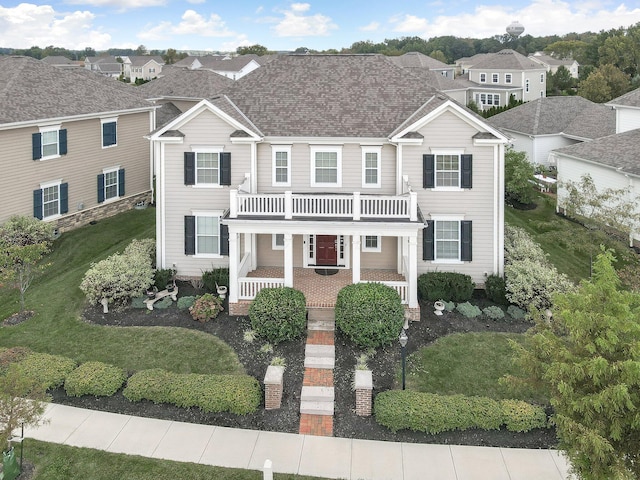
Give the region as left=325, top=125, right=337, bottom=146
left=284, top=233, right=293, bottom=288
left=228, top=230, right=239, bottom=303
left=352, top=235, right=361, bottom=284
left=352, top=192, right=360, bottom=221
left=229, top=189, right=238, bottom=218
left=408, top=233, right=418, bottom=308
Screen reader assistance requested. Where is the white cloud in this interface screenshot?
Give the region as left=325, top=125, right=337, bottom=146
left=273, top=3, right=337, bottom=37
left=390, top=14, right=429, bottom=33
left=255, top=6, right=264, bottom=14
left=138, top=9, right=234, bottom=42
left=66, top=0, right=166, bottom=8
left=360, top=21, right=380, bottom=32
left=0, top=3, right=111, bottom=49
left=186, top=0, right=206, bottom=4
left=219, top=34, right=252, bottom=52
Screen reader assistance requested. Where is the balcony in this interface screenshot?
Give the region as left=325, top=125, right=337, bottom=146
left=229, top=190, right=418, bottom=221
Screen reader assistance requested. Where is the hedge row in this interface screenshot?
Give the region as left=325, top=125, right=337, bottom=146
left=64, top=361, right=127, bottom=397
left=123, top=368, right=262, bottom=415
left=417, top=272, right=474, bottom=302
left=374, top=390, right=547, bottom=434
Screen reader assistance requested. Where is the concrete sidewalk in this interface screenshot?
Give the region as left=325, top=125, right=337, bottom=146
left=24, top=403, right=572, bottom=480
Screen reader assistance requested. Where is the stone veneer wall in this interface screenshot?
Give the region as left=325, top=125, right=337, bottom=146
left=53, top=192, right=152, bottom=233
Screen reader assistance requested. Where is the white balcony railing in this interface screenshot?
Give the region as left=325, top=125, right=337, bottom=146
left=230, top=190, right=418, bottom=221
left=238, top=277, right=285, bottom=300
left=362, top=280, right=409, bottom=304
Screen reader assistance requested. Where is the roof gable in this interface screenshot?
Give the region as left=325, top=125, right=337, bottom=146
left=138, top=68, right=233, bottom=99
left=471, top=49, right=545, bottom=71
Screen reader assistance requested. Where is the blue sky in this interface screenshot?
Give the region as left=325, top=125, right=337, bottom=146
left=1, top=1, right=640, bottom=52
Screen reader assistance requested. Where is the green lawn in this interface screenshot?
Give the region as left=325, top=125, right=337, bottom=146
left=0, top=208, right=244, bottom=375
left=406, top=332, right=548, bottom=405
left=25, top=440, right=325, bottom=480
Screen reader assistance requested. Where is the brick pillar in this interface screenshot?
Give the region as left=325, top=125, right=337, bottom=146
left=354, top=370, right=373, bottom=417
left=264, top=365, right=284, bottom=410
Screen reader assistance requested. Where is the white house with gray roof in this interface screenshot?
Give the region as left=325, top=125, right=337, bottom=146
left=122, top=55, right=164, bottom=83
left=528, top=52, right=579, bottom=79
left=147, top=54, right=509, bottom=316
left=84, top=55, right=123, bottom=78
left=0, top=56, right=155, bottom=231
left=173, top=54, right=262, bottom=80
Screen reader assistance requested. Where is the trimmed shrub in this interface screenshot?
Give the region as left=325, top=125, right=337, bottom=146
left=64, top=361, right=126, bottom=397
left=177, top=296, right=196, bottom=310
left=500, top=399, right=547, bottom=432
left=417, top=272, right=474, bottom=302
left=507, top=305, right=527, bottom=320
left=154, top=268, right=175, bottom=289
left=11, top=352, right=77, bottom=390
left=483, top=305, right=505, bottom=320
left=335, top=283, right=404, bottom=348
left=123, top=238, right=155, bottom=266
left=123, top=369, right=261, bottom=415
left=153, top=296, right=174, bottom=309
left=485, top=274, right=508, bottom=305
left=189, top=293, right=224, bottom=322
left=0, top=347, right=31, bottom=374
left=444, top=301, right=456, bottom=312
left=456, top=302, right=482, bottom=318
left=249, top=287, right=306, bottom=345
left=130, top=296, right=147, bottom=309
left=202, top=267, right=229, bottom=292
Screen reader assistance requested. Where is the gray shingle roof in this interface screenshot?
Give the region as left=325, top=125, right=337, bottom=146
left=223, top=54, right=445, bottom=137
left=607, top=87, right=640, bottom=108
left=138, top=68, right=234, bottom=99
left=41, top=56, right=75, bottom=65
left=155, top=102, right=183, bottom=128
left=471, top=49, right=544, bottom=71
left=553, top=128, right=640, bottom=176
left=389, top=52, right=450, bottom=70
left=487, top=96, right=615, bottom=139
left=528, top=53, right=576, bottom=67
left=128, top=55, right=164, bottom=67
left=174, top=54, right=259, bottom=72
left=0, top=56, right=152, bottom=125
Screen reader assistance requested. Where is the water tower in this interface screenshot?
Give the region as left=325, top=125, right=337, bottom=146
left=506, top=21, right=525, bottom=38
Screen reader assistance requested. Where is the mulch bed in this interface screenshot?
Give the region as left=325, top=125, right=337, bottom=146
left=50, top=282, right=557, bottom=448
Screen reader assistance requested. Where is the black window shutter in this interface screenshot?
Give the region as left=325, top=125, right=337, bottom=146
left=32, top=133, right=42, bottom=160
left=33, top=189, right=43, bottom=219
left=423, top=154, right=434, bottom=188
left=184, top=216, right=196, bottom=255
left=60, top=183, right=69, bottom=214
left=220, top=152, right=231, bottom=186
left=422, top=221, right=434, bottom=261
left=220, top=224, right=229, bottom=256
left=461, top=220, right=472, bottom=261
left=97, top=173, right=105, bottom=203
left=461, top=154, right=472, bottom=188
left=184, top=152, right=195, bottom=185
left=59, top=129, right=67, bottom=155
left=118, top=168, right=125, bottom=196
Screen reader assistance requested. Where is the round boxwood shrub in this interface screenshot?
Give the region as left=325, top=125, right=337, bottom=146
left=249, top=287, right=306, bottom=345
left=484, top=274, right=508, bottom=305
left=335, top=283, right=404, bottom=348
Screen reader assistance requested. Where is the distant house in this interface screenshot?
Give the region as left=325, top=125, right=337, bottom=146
left=84, top=56, right=123, bottom=78
left=488, top=96, right=615, bottom=166
left=0, top=56, right=155, bottom=231
left=454, top=53, right=491, bottom=75
left=464, top=49, right=547, bottom=110
left=389, top=52, right=456, bottom=78
left=122, top=55, right=165, bottom=83
left=41, top=56, right=81, bottom=69
left=528, top=52, right=579, bottom=79
left=607, top=87, right=640, bottom=133
left=173, top=54, right=262, bottom=80
left=146, top=54, right=509, bottom=316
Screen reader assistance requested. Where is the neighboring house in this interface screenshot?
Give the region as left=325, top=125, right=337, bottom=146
left=607, top=87, right=640, bottom=133
left=173, top=54, right=262, bottom=79
left=528, top=52, right=579, bottom=79
left=390, top=52, right=456, bottom=78
left=122, top=55, right=164, bottom=83
left=0, top=56, right=155, bottom=231
left=41, top=56, right=82, bottom=69
left=454, top=53, right=491, bottom=75
left=465, top=49, right=547, bottom=110
left=147, top=54, right=509, bottom=316
left=488, top=96, right=615, bottom=166
left=84, top=56, right=123, bottom=78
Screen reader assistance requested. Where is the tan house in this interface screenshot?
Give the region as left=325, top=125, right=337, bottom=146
left=0, top=56, right=155, bottom=231
left=122, top=56, right=165, bottom=83
left=148, top=55, right=508, bottom=315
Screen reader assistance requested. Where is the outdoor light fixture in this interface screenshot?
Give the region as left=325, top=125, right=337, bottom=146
left=399, top=329, right=408, bottom=390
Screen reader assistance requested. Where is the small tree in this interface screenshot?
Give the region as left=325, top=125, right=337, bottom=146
left=507, top=250, right=640, bottom=479
left=504, top=148, right=535, bottom=206
left=0, top=216, right=53, bottom=311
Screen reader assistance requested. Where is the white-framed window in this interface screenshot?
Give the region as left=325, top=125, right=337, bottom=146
left=196, top=151, right=220, bottom=185
left=101, top=117, right=117, bottom=148
left=103, top=167, right=120, bottom=201
left=194, top=213, right=221, bottom=256
left=491, top=73, right=499, bottom=83
left=37, top=125, right=63, bottom=159
left=479, top=73, right=486, bottom=83
left=540, top=73, right=544, bottom=83
left=525, top=79, right=530, bottom=93
left=433, top=150, right=464, bottom=188
left=272, top=145, right=291, bottom=187
left=505, top=73, right=512, bottom=84
left=435, top=220, right=461, bottom=260
left=540, top=90, right=544, bottom=97
left=361, top=235, right=381, bottom=252
left=310, top=146, right=342, bottom=187
left=272, top=233, right=285, bottom=250
left=361, top=146, right=381, bottom=188
left=41, top=180, right=61, bottom=219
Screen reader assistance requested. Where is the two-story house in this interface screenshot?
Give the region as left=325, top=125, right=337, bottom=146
left=147, top=54, right=508, bottom=316
left=528, top=52, right=579, bottom=79
left=465, top=49, right=547, bottom=110
left=173, top=54, right=263, bottom=80
left=122, top=55, right=165, bottom=83
left=389, top=52, right=456, bottom=79
left=0, top=56, right=155, bottom=231
left=84, top=56, right=123, bottom=78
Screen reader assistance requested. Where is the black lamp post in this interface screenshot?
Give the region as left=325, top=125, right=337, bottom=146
left=399, top=329, right=408, bottom=390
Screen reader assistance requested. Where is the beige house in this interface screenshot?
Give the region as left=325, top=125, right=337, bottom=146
left=148, top=55, right=508, bottom=315
left=0, top=56, right=155, bottom=231
left=123, top=56, right=165, bottom=83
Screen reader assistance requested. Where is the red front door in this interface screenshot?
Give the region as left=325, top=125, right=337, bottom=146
left=316, top=235, right=337, bottom=266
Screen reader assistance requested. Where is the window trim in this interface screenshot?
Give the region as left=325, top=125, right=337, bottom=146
left=361, top=146, right=382, bottom=189
left=101, top=117, right=118, bottom=148
left=479, top=72, right=487, bottom=83
left=491, top=73, right=499, bottom=83
left=540, top=73, right=544, bottom=83
left=361, top=235, right=381, bottom=253
left=505, top=73, right=512, bottom=84
left=192, top=147, right=223, bottom=188
left=272, top=233, right=285, bottom=250
left=272, top=145, right=291, bottom=187
left=431, top=215, right=465, bottom=264
left=192, top=210, right=224, bottom=258
left=102, top=166, right=121, bottom=203
left=40, top=179, right=63, bottom=220
left=310, top=146, right=342, bottom=187
left=38, top=125, right=62, bottom=160
left=525, top=79, right=530, bottom=93
left=432, top=149, right=464, bottom=191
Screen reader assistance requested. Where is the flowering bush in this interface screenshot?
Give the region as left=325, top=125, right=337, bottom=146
left=189, top=293, right=224, bottom=322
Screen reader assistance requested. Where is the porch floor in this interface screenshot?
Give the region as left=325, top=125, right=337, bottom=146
left=247, top=267, right=404, bottom=308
